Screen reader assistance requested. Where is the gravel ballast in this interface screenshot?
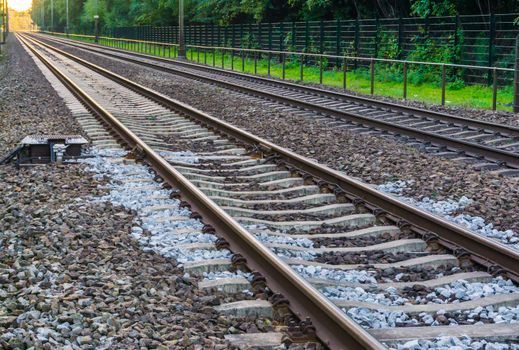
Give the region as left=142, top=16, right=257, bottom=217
left=38, top=37, right=519, bottom=235
left=0, top=38, right=279, bottom=349
left=0, top=159, right=285, bottom=349
left=0, top=35, right=84, bottom=157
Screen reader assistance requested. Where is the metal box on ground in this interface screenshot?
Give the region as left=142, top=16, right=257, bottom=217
left=12, top=135, right=88, bottom=165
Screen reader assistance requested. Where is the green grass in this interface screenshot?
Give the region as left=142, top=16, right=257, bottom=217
left=52, top=33, right=514, bottom=111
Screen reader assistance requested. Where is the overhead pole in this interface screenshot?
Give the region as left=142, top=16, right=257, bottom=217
left=5, top=0, right=8, bottom=35
left=94, top=0, right=99, bottom=42
left=178, top=0, right=185, bottom=58
left=0, top=0, right=4, bottom=44
left=50, top=0, right=53, bottom=31
left=66, top=0, right=69, bottom=35
left=41, top=0, right=45, bottom=31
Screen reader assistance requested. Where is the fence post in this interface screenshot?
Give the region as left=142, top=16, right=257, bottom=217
left=514, top=35, right=519, bottom=113
left=397, top=16, right=403, bottom=59
left=374, top=15, right=379, bottom=58
left=370, top=59, right=375, bottom=95
left=320, top=55, right=323, bottom=84
left=282, top=53, right=285, bottom=79
left=319, top=20, right=324, bottom=54
left=258, top=23, right=263, bottom=49
left=403, top=62, right=408, bottom=99
left=232, top=25, right=235, bottom=47
left=305, top=20, right=309, bottom=53
left=300, top=54, right=304, bottom=81
left=249, top=23, right=252, bottom=48
left=268, top=22, right=273, bottom=51
left=488, top=12, right=496, bottom=85
left=441, top=64, right=446, bottom=105
left=280, top=22, right=284, bottom=53
left=336, top=19, right=341, bottom=57
left=424, top=14, right=430, bottom=37
left=453, top=15, right=460, bottom=64
left=354, top=18, right=360, bottom=69
left=240, top=23, right=244, bottom=47
left=224, top=26, right=227, bottom=46
left=343, top=57, right=347, bottom=89
left=492, top=67, right=498, bottom=111
left=292, top=21, right=296, bottom=50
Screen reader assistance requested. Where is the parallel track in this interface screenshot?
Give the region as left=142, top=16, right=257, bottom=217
left=19, top=32, right=519, bottom=349
left=34, top=33, right=519, bottom=172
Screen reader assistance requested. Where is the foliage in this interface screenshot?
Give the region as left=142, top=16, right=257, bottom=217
left=241, top=32, right=260, bottom=49
left=410, top=0, right=457, bottom=17
left=30, top=0, right=516, bottom=87
left=376, top=31, right=399, bottom=60
left=32, top=0, right=519, bottom=33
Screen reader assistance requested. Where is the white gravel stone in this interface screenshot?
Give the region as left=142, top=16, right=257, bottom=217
left=377, top=180, right=410, bottom=194
left=322, top=277, right=519, bottom=307
left=272, top=248, right=316, bottom=260
left=423, top=277, right=519, bottom=304
left=291, top=265, right=378, bottom=284
left=321, top=285, right=407, bottom=306
left=254, top=231, right=314, bottom=248
left=378, top=181, right=519, bottom=250
left=79, top=149, right=226, bottom=265
left=345, top=304, right=519, bottom=329
left=389, top=336, right=519, bottom=350
left=202, top=270, right=253, bottom=281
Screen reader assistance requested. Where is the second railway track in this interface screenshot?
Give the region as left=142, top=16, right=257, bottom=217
left=17, top=32, right=519, bottom=349
left=32, top=32, right=519, bottom=173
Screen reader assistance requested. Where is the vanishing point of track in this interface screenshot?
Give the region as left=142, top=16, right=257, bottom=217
left=18, top=33, right=519, bottom=349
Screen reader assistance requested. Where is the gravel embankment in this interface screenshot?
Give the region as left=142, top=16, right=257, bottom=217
left=0, top=39, right=277, bottom=349
left=41, top=39, right=519, bottom=233
left=0, top=35, right=83, bottom=157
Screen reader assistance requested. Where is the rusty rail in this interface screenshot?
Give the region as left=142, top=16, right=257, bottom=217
left=18, top=32, right=387, bottom=350
left=21, top=32, right=519, bottom=282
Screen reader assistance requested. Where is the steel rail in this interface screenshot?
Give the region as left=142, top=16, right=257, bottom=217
left=18, top=33, right=386, bottom=350
left=21, top=33, right=519, bottom=283
left=36, top=33, right=519, bottom=138
left=32, top=33, right=519, bottom=169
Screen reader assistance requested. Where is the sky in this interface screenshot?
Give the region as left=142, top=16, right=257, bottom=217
left=9, top=0, right=32, bottom=11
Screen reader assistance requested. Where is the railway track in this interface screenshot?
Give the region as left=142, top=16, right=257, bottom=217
left=32, top=32, right=519, bottom=174
left=17, top=32, right=519, bottom=349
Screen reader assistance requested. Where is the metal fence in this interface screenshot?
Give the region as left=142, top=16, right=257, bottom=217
left=104, top=13, right=519, bottom=85
left=44, top=31, right=517, bottom=111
